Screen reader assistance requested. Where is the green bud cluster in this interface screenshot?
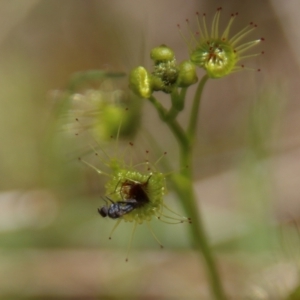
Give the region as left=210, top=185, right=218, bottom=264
left=129, top=45, right=198, bottom=98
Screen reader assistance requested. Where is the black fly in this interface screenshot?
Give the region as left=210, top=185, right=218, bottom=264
left=98, top=197, right=140, bottom=219
left=98, top=176, right=152, bottom=219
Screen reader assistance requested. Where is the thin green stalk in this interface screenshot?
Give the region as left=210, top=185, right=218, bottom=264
left=172, top=146, right=226, bottom=300
left=166, top=88, right=188, bottom=120
left=148, top=76, right=226, bottom=300
left=148, top=95, right=188, bottom=147
left=188, top=74, right=209, bottom=141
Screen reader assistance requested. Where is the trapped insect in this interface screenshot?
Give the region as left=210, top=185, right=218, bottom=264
left=98, top=197, right=145, bottom=219
left=99, top=176, right=152, bottom=218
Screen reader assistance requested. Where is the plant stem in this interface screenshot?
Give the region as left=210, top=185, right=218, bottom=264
left=172, top=144, right=226, bottom=300
left=182, top=76, right=226, bottom=299
left=148, top=96, right=188, bottom=146
left=188, top=74, right=209, bottom=141
left=148, top=76, right=226, bottom=300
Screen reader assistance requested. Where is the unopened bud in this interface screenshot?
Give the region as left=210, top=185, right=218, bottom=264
left=129, top=66, right=152, bottom=98
left=150, top=45, right=175, bottom=63
left=177, top=60, right=198, bottom=87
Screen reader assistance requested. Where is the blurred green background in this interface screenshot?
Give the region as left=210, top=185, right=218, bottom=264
left=0, top=0, right=300, bottom=299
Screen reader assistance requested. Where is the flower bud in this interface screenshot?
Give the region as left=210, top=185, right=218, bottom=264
left=150, top=75, right=165, bottom=91
left=152, top=60, right=179, bottom=94
left=177, top=60, right=198, bottom=87
left=150, top=45, right=175, bottom=63
left=129, top=66, right=152, bottom=98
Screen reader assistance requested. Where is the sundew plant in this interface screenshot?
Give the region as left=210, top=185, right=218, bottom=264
left=66, top=8, right=264, bottom=300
